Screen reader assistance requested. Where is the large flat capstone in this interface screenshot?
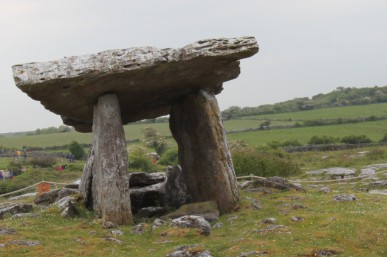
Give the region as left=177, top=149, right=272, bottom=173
left=12, top=37, right=258, bottom=132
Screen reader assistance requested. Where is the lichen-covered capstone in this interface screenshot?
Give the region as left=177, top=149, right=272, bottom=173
left=12, top=37, right=258, bottom=132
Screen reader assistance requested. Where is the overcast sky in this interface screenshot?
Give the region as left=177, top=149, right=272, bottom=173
left=1, top=0, right=387, bottom=133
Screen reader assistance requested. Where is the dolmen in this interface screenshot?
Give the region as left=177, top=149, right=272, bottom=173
left=12, top=36, right=259, bottom=224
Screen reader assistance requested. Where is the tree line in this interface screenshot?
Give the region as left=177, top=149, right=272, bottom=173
left=222, top=85, right=387, bottom=119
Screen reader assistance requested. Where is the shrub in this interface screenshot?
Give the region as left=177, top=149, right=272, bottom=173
left=308, top=135, right=337, bottom=145
left=368, top=148, right=386, bottom=160
left=68, top=141, right=85, bottom=159
left=29, top=156, right=57, bottom=168
left=128, top=147, right=154, bottom=172
left=379, top=132, right=387, bottom=143
left=341, top=135, right=372, bottom=144
left=140, top=127, right=168, bottom=155
left=281, top=140, right=302, bottom=147
left=232, top=148, right=300, bottom=177
left=158, top=148, right=179, bottom=166
left=7, top=160, right=23, bottom=176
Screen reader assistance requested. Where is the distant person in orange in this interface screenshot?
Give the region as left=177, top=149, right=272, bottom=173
left=16, top=150, right=21, bottom=158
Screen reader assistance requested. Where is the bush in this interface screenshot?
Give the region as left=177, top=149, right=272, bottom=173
left=28, top=156, right=57, bottom=168
left=140, top=127, right=168, bottom=155
left=232, top=148, right=300, bottom=177
left=308, top=135, right=337, bottom=145
left=379, top=132, right=387, bottom=143
left=367, top=148, right=386, bottom=160
left=68, top=141, right=85, bottom=159
left=7, top=160, right=23, bottom=176
left=281, top=140, right=302, bottom=147
left=128, top=148, right=155, bottom=172
left=158, top=148, right=179, bottom=166
left=341, top=135, right=372, bottom=144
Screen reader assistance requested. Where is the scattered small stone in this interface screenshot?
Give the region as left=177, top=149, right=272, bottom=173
left=133, top=223, right=148, bottom=235
left=54, top=195, right=77, bottom=209
left=238, top=251, right=269, bottom=257
left=0, top=228, right=17, bottom=234
left=0, top=244, right=5, bottom=248
left=153, top=218, right=167, bottom=229
left=245, top=196, right=262, bottom=210
left=8, top=240, right=40, bottom=246
left=0, top=204, right=33, bottom=218
left=241, top=177, right=305, bottom=191
left=103, top=221, right=117, bottom=229
left=171, top=215, right=211, bottom=236
left=320, top=187, right=330, bottom=194
left=227, top=215, right=239, bottom=222
left=74, top=237, right=83, bottom=242
left=166, top=244, right=213, bottom=257
left=160, top=201, right=219, bottom=223
left=355, top=188, right=369, bottom=192
left=360, top=168, right=376, bottom=177
left=308, top=185, right=319, bottom=188
left=261, top=218, right=276, bottom=224
left=254, top=225, right=285, bottom=233
left=290, top=216, right=304, bottom=222
left=245, top=188, right=272, bottom=194
left=369, top=189, right=387, bottom=195
left=61, top=202, right=78, bottom=218
left=104, top=237, right=122, bottom=244
left=136, top=207, right=167, bottom=218
left=111, top=230, right=124, bottom=235
left=333, top=194, right=356, bottom=201
left=12, top=213, right=40, bottom=219
left=300, top=248, right=341, bottom=257
left=212, top=222, right=224, bottom=228
left=369, top=180, right=387, bottom=187
left=292, top=204, right=306, bottom=210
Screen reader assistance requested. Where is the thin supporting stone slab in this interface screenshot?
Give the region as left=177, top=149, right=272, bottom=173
left=91, top=94, right=132, bottom=224
left=170, top=90, right=239, bottom=213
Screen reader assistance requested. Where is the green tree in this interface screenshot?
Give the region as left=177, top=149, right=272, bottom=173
left=68, top=141, right=85, bottom=159
left=140, top=127, right=167, bottom=155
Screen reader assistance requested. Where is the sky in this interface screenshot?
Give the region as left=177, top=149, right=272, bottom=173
left=1, top=0, right=387, bottom=133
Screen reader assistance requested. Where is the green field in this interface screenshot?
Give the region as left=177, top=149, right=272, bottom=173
left=241, top=102, right=387, bottom=121
left=228, top=119, right=387, bottom=146
left=2, top=103, right=387, bottom=148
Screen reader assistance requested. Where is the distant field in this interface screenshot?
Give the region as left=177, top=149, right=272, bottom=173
left=241, top=102, right=387, bottom=120
left=228, top=119, right=387, bottom=145
left=2, top=103, right=387, bottom=148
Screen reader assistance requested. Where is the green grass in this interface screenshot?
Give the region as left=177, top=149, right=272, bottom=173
left=241, top=102, right=387, bottom=121
left=0, top=182, right=386, bottom=257
left=1, top=102, right=387, bottom=150
left=228, top=119, right=387, bottom=146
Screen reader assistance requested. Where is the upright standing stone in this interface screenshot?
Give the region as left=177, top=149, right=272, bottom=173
left=170, top=90, right=239, bottom=213
left=91, top=94, right=132, bottom=224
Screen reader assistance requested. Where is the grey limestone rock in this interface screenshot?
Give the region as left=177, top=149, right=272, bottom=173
left=0, top=204, right=33, bottom=218
left=333, top=194, right=357, bottom=201
left=0, top=228, right=17, bottom=234
left=129, top=172, right=166, bottom=187
left=161, top=201, right=219, bottom=223
left=262, top=218, right=276, bottom=224
left=133, top=222, right=148, bottom=235
left=34, top=189, right=61, bottom=206
left=166, top=244, right=213, bottom=257
left=12, top=37, right=258, bottom=133
left=171, top=215, right=211, bottom=236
